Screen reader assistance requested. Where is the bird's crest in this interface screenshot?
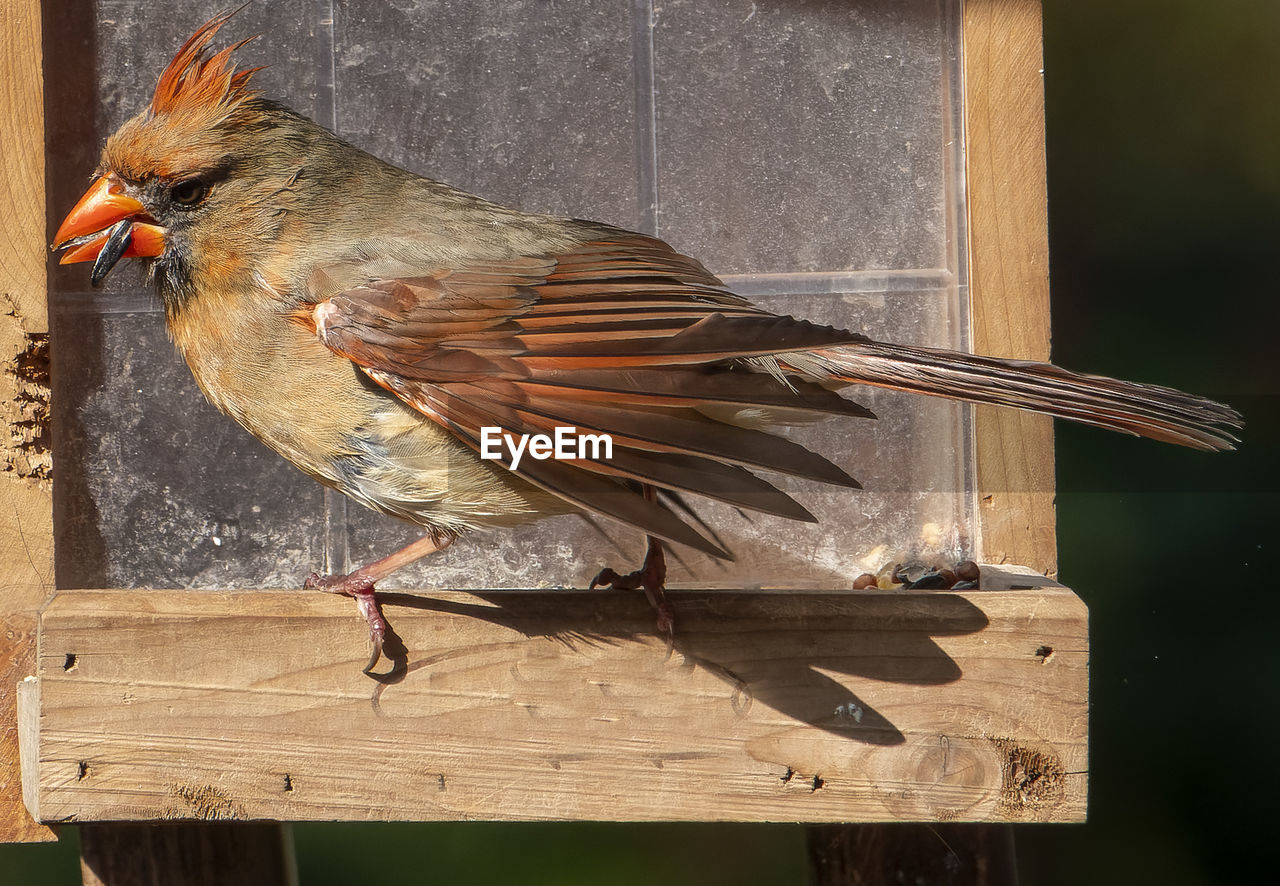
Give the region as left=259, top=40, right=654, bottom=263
left=150, top=9, right=262, bottom=121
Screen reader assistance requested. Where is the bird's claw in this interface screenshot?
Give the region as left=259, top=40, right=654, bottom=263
left=589, top=567, right=633, bottom=591
left=304, top=571, right=374, bottom=595
left=590, top=537, right=674, bottom=648
left=350, top=588, right=387, bottom=674
left=303, top=571, right=386, bottom=672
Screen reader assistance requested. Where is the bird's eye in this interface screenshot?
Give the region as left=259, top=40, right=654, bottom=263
left=170, top=178, right=208, bottom=207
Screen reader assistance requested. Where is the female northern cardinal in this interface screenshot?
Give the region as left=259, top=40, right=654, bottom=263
left=54, top=13, right=1240, bottom=671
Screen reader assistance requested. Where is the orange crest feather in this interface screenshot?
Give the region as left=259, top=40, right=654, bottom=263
left=150, top=9, right=262, bottom=119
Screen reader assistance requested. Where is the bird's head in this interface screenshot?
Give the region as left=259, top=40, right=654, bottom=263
left=53, top=11, right=324, bottom=307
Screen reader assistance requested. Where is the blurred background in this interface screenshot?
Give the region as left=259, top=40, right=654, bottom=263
left=1022, top=0, right=1279, bottom=882
left=4, top=0, right=1277, bottom=882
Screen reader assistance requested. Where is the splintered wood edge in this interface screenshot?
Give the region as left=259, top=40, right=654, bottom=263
left=25, top=584, right=1088, bottom=824
left=964, top=0, right=1058, bottom=574
left=0, top=0, right=56, bottom=844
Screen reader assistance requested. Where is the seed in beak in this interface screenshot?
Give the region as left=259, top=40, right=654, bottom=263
left=90, top=220, right=136, bottom=287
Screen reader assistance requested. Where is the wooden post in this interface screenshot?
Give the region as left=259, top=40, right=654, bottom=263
left=0, top=0, right=56, bottom=845
left=808, top=823, right=1018, bottom=886
left=80, top=823, right=296, bottom=886
left=967, top=0, right=1057, bottom=576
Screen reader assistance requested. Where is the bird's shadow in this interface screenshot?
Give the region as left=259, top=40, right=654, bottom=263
left=365, top=588, right=990, bottom=747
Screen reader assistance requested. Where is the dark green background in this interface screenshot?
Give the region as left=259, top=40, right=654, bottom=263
left=4, top=1, right=1276, bottom=882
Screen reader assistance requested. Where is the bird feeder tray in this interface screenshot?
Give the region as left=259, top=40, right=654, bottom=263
left=20, top=569, right=1085, bottom=825
left=3, top=0, right=1075, bottom=837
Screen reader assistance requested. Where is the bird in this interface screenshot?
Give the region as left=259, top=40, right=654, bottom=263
left=54, top=13, right=1241, bottom=672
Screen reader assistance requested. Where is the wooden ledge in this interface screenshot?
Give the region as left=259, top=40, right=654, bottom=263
left=19, top=573, right=1087, bottom=824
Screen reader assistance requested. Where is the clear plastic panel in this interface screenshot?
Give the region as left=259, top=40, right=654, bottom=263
left=49, top=0, right=973, bottom=590
left=52, top=309, right=328, bottom=589
left=652, top=0, right=950, bottom=274
left=335, top=0, right=645, bottom=228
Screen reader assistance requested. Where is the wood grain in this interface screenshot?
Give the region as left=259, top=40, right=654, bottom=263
left=0, top=0, right=56, bottom=844
left=964, top=0, right=1058, bottom=575
left=23, top=578, right=1087, bottom=824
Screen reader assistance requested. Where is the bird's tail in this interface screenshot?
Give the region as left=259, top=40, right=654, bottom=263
left=809, top=341, right=1242, bottom=452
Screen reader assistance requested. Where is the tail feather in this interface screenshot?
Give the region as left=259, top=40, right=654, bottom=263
left=812, top=342, right=1242, bottom=452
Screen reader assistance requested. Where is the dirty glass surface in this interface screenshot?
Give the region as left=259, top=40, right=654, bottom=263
left=49, top=0, right=972, bottom=591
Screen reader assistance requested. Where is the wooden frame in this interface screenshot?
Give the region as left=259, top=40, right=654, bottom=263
left=967, top=0, right=1057, bottom=576
left=2, top=0, right=57, bottom=845
left=2, top=0, right=1076, bottom=841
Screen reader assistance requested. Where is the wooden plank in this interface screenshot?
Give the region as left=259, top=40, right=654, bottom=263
left=0, top=0, right=56, bottom=844
left=23, top=578, right=1087, bottom=823
left=964, top=0, right=1058, bottom=575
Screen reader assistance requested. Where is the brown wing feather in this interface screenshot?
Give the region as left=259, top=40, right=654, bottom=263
left=447, top=379, right=861, bottom=487
left=418, top=386, right=817, bottom=524
left=309, top=233, right=866, bottom=551
left=413, top=393, right=734, bottom=559
left=511, top=368, right=874, bottom=418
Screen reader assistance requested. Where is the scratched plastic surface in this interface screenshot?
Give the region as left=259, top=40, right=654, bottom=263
left=49, top=0, right=972, bottom=590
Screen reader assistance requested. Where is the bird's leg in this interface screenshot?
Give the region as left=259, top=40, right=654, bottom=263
left=590, top=485, right=675, bottom=642
left=305, top=530, right=455, bottom=672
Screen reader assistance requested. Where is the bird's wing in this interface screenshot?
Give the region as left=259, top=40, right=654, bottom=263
left=304, top=230, right=874, bottom=557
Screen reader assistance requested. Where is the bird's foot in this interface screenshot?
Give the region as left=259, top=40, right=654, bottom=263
left=590, top=536, right=674, bottom=649
left=304, top=571, right=388, bottom=673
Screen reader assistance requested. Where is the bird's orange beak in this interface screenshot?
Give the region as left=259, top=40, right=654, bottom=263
left=54, top=174, right=166, bottom=282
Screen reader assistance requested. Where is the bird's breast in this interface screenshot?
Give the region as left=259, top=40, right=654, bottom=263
left=164, top=282, right=562, bottom=531
left=169, top=286, right=379, bottom=481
